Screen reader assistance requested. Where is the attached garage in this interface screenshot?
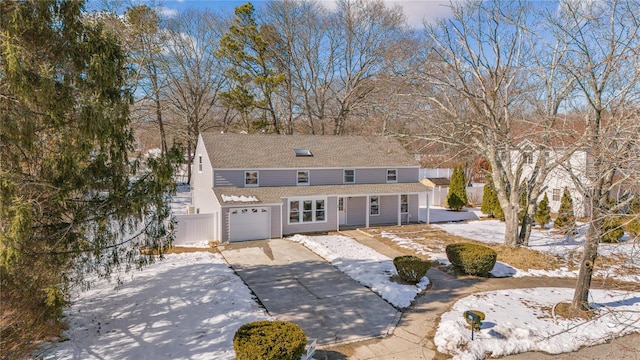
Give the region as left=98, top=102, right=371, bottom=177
left=228, top=207, right=271, bottom=242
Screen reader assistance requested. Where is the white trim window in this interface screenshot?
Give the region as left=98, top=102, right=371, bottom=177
left=370, top=196, right=380, bottom=216
left=343, top=169, right=355, bottom=183
left=198, top=155, right=203, bottom=172
left=552, top=189, right=560, bottom=201
left=386, top=169, right=397, bottom=183
left=245, top=171, right=259, bottom=187
left=289, top=198, right=326, bottom=224
left=297, top=170, right=310, bottom=185
left=400, top=194, right=408, bottom=213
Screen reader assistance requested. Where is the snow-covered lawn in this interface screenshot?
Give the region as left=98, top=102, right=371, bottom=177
left=436, top=220, right=640, bottom=281
left=376, top=219, right=639, bottom=281
left=289, top=234, right=429, bottom=308
left=436, top=287, right=640, bottom=360
left=42, top=252, right=269, bottom=360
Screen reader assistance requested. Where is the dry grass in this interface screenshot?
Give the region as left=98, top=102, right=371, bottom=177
left=142, top=242, right=220, bottom=255
left=365, top=224, right=561, bottom=272
left=554, top=302, right=596, bottom=320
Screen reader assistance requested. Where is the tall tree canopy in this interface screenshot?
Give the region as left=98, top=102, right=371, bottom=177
left=0, top=0, right=178, bottom=355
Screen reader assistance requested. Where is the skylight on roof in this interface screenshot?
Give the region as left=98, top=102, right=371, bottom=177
left=294, top=149, right=313, bottom=157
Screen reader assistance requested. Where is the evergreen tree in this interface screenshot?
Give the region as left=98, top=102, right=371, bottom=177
left=481, top=181, right=496, bottom=217
left=0, top=1, right=179, bottom=354
left=534, top=193, right=551, bottom=228
left=217, top=2, right=285, bottom=133
left=518, top=184, right=528, bottom=223
left=446, top=165, right=468, bottom=211
left=493, top=196, right=505, bottom=221
left=628, top=199, right=640, bottom=239
left=554, top=187, right=576, bottom=233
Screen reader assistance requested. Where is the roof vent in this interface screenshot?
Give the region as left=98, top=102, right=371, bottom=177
left=294, top=149, right=313, bottom=157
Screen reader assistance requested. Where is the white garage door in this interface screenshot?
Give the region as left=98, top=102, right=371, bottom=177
left=229, top=207, right=270, bottom=242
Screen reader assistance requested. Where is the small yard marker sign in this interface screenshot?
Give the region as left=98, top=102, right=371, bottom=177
left=464, top=310, right=483, bottom=341
left=301, top=338, right=316, bottom=360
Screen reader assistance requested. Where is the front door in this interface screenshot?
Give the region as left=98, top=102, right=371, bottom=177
left=338, top=197, right=346, bottom=225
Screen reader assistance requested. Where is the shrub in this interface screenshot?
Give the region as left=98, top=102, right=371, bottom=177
left=233, top=320, right=307, bottom=360
left=534, top=193, right=551, bottom=228
left=602, top=215, right=624, bottom=243
left=554, top=187, right=576, bottom=233
left=446, top=243, right=497, bottom=277
left=446, top=165, right=468, bottom=211
left=393, top=255, right=431, bottom=284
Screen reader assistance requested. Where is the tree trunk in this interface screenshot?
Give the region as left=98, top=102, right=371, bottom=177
left=518, top=202, right=536, bottom=246
left=572, top=216, right=600, bottom=311
left=503, top=206, right=520, bottom=247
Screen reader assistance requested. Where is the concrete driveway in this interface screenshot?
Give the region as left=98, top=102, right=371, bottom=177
left=219, top=238, right=400, bottom=345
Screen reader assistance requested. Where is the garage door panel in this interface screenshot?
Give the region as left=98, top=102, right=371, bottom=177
left=229, top=207, right=270, bottom=242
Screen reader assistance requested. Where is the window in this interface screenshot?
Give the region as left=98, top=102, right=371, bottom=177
left=289, top=201, right=299, bottom=223
left=297, top=170, right=310, bottom=185
left=198, top=155, right=203, bottom=172
left=338, top=197, right=344, bottom=211
left=344, top=169, right=355, bottom=183
left=370, top=196, right=379, bottom=216
left=524, top=153, right=533, bottom=164
left=245, top=171, right=258, bottom=187
left=552, top=189, right=560, bottom=201
left=401, top=194, right=408, bottom=213
left=386, top=169, right=397, bottom=183
left=289, top=198, right=326, bottom=224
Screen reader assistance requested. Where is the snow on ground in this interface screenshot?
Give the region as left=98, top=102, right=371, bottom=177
left=378, top=219, right=639, bottom=281
left=41, top=252, right=270, bottom=360
left=289, top=234, right=429, bottom=308
left=170, top=184, right=191, bottom=215
left=435, top=287, right=640, bottom=360
left=435, top=220, right=640, bottom=281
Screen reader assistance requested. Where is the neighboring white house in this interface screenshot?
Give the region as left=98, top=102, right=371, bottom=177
left=516, top=140, right=591, bottom=218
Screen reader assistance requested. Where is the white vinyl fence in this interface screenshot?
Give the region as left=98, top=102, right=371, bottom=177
left=174, top=213, right=216, bottom=245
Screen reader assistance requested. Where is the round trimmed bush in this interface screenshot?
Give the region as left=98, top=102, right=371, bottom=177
left=446, top=243, right=497, bottom=277
left=393, top=255, right=431, bottom=284
left=233, top=320, right=307, bottom=360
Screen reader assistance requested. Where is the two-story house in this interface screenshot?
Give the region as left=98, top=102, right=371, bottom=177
left=190, top=133, right=429, bottom=242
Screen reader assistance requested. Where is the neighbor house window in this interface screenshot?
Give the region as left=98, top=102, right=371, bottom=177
left=401, top=194, right=408, bottom=213
left=524, top=153, right=533, bottom=164
left=370, top=196, right=379, bottom=216
left=344, top=169, right=355, bottom=183
left=552, top=189, right=560, bottom=201
left=245, top=171, right=258, bottom=187
left=386, top=169, right=397, bottom=183
left=289, top=198, right=326, bottom=224
left=198, top=155, right=203, bottom=172
left=297, top=170, right=310, bottom=185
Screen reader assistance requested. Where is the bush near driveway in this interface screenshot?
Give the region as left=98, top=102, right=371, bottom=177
left=446, top=243, right=497, bottom=277
left=393, top=255, right=431, bottom=284
left=233, top=320, right=307, bottom=360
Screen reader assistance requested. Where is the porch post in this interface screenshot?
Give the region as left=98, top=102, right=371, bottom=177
left=426, top=192, right=430, bottom=224
left=397, top=194, right=401, bottom=226
left=365, top=195, right=370, bottom=228
left=336, top=196, right=340, bottom=232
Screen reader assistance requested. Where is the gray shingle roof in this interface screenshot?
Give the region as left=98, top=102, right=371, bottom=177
left=214, top=183, right=429, bottom=205
left=201, top=133, right=418, bottom=169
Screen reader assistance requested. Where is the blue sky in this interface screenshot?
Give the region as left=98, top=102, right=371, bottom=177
left=152, top=0, right=455, bottom=27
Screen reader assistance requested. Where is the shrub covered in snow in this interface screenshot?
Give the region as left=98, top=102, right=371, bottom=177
left=233, top=320, right=307, bottom=360
left=393, top=255, right=431, bottom=284
left=446, top=243, right=497, bottom=277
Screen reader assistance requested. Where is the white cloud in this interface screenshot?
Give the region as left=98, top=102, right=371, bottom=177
left=157, top=6, right=178, bottom=18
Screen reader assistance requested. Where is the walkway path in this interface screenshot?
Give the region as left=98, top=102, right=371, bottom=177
left=316, top=230, right=640, bottom=359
